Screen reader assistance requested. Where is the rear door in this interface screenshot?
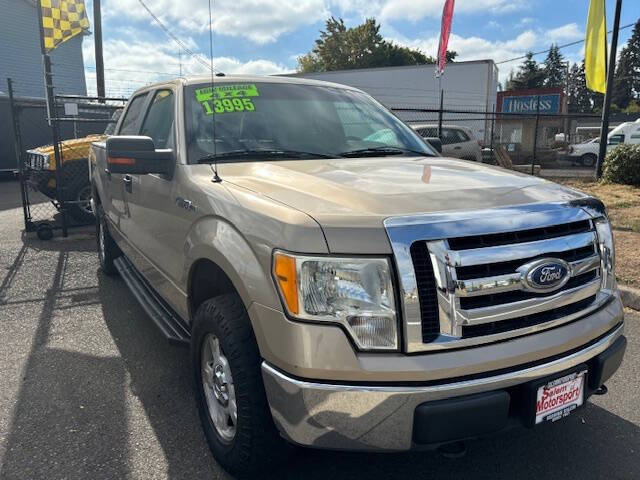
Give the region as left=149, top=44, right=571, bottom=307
left=440, top=128, right=462, bottom=158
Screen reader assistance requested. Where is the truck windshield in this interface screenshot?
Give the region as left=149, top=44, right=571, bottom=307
left=184, top=81, right=435, bottom=163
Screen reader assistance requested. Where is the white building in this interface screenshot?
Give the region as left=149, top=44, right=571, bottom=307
left=287, top=60, right=499, bottom=143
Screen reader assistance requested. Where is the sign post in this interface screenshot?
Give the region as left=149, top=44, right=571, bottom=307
left=36, top=0, right=68, bottom=236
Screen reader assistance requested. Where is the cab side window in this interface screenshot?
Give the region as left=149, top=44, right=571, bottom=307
left=118, top=93, right=147, bottom=135
left=441, top=128, right=460, bottom=145
left=140, top=89, right=175, bottom=149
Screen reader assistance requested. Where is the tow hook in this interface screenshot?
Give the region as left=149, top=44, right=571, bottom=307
left=594, top=384, right=608, bottom=396
left=438, top=441, right=467, bottom=459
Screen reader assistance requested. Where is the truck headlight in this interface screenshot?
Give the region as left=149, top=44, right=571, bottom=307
left=273, top=252, right=398, bottom=351
left=594, top=217, right=616, bottom=291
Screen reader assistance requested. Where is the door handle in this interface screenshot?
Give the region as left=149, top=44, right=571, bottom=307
left=123, top=174, right=133, bottom=193
left=453, top=146, right=462, bottom=150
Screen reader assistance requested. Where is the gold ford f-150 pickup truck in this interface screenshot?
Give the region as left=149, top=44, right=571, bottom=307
left=89, top=76, right=626, bottom=477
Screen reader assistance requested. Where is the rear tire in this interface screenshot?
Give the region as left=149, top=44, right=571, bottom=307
left=580, top=153, right=597, bottom=167
left=191, top=294, right=289, bottom=477
left=96, top=205, right=120, bottom=276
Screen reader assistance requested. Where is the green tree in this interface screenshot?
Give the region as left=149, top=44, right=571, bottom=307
left=543, top=45, right=566, bottom=88
left=626, top=19, right=640, bottom=101
left=612, top=19, right=640, bottom=108
left=612, top=50, right=634, bottom=108
left=297, top=17, right=455, bottom=73
left=506, top=52, right=546, bottom=90
left=567, top=61, right=592, bottom=113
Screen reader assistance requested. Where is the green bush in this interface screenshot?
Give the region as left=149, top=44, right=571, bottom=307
left=601, top=144, right=640, bottom=186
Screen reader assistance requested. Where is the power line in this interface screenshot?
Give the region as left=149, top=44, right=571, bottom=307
left=496, top=22, right=635, bottom=65
left=135, top=0, right=219, bottom=73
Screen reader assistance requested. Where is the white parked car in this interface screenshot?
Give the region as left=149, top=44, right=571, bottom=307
left=567, top=138, right=600, bottom=167
left=568, top=119, right=640, bottom=166
left=411, top=124, right=482, bottom=162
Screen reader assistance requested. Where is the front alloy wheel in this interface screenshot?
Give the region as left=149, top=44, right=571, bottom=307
left=191, top=295, right=289, bottom=476
left=201, top=333, right=237, bottom=443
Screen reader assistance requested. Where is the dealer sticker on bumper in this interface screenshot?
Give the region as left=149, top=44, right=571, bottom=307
left=535, top=370, right=586, bottom=424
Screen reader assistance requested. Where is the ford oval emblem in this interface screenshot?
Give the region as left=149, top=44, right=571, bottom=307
left=519, top=258, right=571, bottom=293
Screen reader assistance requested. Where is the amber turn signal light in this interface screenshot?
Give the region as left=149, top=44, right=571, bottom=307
left=273, top=253, right=299, bottom=315
left=107, top=157, right=136, bottom=165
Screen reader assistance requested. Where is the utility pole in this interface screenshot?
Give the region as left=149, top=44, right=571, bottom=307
left=596, top=0, right=623, bottom=179
left=532, top=95, right=540, bottom=176
left=563, top=61, right=570, bottom=143
left=93, top=0, right=106, bottom=101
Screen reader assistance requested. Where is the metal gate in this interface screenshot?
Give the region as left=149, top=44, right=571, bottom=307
left=7, top=77, right=126, bottom=239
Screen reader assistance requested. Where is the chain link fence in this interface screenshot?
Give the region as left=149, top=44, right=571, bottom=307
left=6, top=78, right=126, bottom=239
left=391, top=105, right=603, bottom=178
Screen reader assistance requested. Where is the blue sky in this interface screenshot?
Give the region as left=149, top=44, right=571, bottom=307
left=80, top=0, right=638, bottom=96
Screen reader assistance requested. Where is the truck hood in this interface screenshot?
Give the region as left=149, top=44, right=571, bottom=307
left=219, top=156, right=589, bottom=253
left=29, top=134, right=106, bottom=156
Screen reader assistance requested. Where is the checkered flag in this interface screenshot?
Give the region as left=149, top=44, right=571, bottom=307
left=40, top=0, right=90, bottom=52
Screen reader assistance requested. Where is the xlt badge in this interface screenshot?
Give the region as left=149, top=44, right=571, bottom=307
left=175, top=197, right=197, bottom=212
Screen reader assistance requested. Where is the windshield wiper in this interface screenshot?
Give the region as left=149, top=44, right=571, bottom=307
left=339, top=146, right=430, bottom=158
left=197, top=149, right=335, bottom=163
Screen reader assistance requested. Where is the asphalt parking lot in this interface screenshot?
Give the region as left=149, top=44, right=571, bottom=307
left=1, top=177, right=639, bottom=480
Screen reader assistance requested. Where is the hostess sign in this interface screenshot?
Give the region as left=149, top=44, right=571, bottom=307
left=502, top=94, right=561, bottom=115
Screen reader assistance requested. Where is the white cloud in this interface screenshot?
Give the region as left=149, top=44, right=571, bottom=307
left=82, top=38, right=290, bottom=97
left=546, top=23, right=583, bottom=42
left=100, top=0, right=532, bottom=44
left=330, top=0, right=529, bottom=22
left=517, top=17, right=534, bottom=26
left=388, top=27, right=591, bottom=85
left=104, top=0, right=329, bottom=44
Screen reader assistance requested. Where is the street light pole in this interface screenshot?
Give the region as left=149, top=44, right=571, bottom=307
left=596, top=0, right=623, bottom=178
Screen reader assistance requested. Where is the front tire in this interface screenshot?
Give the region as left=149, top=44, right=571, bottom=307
left=191, top=294, right=288, bottom=477
left=580, top=153, right=597, bottom=167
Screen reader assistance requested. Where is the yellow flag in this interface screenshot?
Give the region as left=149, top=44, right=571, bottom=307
left=40, top=0, right=90, bottom=53
left=584, top=0, right=607, bottom=93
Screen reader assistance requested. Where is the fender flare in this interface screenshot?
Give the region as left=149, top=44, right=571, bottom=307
left=183, top=215, right=281, bottom=314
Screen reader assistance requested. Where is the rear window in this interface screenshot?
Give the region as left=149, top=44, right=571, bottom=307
left=417, top=127, right=438, bottom=138
left=441, top=128, right=469, bottom=145
left=608, top=134, right=625, bottom=145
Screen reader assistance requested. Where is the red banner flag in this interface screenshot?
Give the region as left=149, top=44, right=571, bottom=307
left=436, top=0, right=455, bottom=77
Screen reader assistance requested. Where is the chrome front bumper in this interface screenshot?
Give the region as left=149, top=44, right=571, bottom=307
left=262, top=322, right=624, bottom=451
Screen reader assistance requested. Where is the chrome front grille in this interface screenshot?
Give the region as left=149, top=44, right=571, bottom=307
left=384, top=203, right=613, bottom=353
left=26, top=151, right=47, bottom=170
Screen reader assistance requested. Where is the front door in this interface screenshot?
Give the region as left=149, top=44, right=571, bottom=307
left=124, top=88, right=191, bottom=317
left=103, top=92, right=148, bottom=236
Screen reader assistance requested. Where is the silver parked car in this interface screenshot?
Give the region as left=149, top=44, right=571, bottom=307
left=411, top=123, right=483, bottom=162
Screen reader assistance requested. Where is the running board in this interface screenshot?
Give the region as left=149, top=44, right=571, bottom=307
left=114, top=256, right=190, bottom=347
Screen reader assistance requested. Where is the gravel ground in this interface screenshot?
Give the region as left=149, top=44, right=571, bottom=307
left=1, top=178, right=639, bottom=480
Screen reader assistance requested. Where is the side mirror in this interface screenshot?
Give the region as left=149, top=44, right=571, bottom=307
left=425, top=137, right=442, bottom=153
left=106, top=136, right=173, bottom=175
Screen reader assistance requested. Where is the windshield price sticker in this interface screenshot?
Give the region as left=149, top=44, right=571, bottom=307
left=196, top=84, right=259, bottom=115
